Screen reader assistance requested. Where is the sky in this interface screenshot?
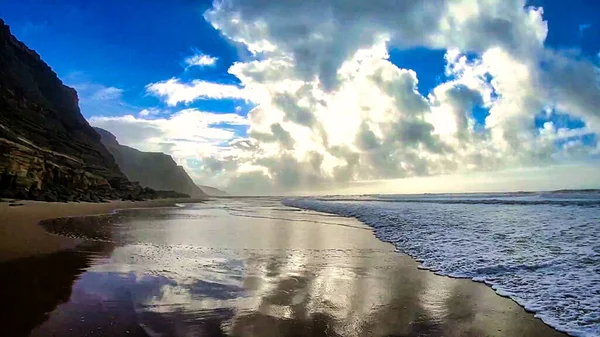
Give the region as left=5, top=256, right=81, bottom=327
left=2, top=0, right=600, bottom=195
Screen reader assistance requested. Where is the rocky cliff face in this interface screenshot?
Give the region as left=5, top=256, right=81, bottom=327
left=94, top=128, right=207, bottom=197
left=0, top=19, right=188, bottom=202
left=197, top=185, right=229, bottom=197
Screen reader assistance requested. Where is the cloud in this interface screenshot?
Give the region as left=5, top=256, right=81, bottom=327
left=90, top=86, right=124, bottom=100
left=184, top=49, right=218, bottom=68
left=68, top=81, right=124, bottom=102
left=111, top=0, right=599, bottom=194
left=16, top=21, right=47, bottom=38
left=89, top=109, right=248, bottom=155
left=66, top=77, right=137, bottom=116
left=205, top=0, right=547, bottom=90
left=89, top=109, right=250, bottom=189
left=138, top=108, right=162, bottom=117
left=579, top=24, right=591, bottom=32
left=203, top=0, right=597, bottom=194
left=146, top=78, right=251, bottom=106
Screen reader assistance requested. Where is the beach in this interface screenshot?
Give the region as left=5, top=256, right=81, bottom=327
left=0, top=198, right=569, bottom=337
left=0, top=198, right=204, bottom=262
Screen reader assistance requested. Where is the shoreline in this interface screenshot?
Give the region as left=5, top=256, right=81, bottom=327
left=282, top=198, right=593, bottom=337
left=0, top=197, right=206, bottom=262
left=0, top=198, right=570, bottom=337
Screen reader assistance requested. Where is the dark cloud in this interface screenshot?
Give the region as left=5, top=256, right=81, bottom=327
left=248, top=123, right=294, bottom=149
left=272, top=92, right=316, bottom=127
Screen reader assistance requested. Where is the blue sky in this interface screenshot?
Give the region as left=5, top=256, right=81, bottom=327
left=1, top=0, right=246, bottom=117
left=3, top=0, right=598, bottom=121
left=1, top=0, right=598, bottom=120
left=2, top=0, right=600, bottom=193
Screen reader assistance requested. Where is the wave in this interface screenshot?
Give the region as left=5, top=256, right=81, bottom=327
left=310, top=191, right=600, bottom=207
left=314, top=197, right=600, bottom=206
left=283, top=197, right=600, bottom=337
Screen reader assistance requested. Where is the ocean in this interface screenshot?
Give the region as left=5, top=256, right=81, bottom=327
left=284, top=191, right=600, bottom=337
left=1, top=196, right=592, bottom=336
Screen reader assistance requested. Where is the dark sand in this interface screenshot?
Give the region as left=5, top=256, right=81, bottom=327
left=0, top=198, right=568, bottom=337
left=0, top=198, right=203, bottom=262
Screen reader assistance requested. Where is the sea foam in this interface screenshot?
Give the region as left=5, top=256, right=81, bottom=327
left=283, top=193, right=600, bottom=337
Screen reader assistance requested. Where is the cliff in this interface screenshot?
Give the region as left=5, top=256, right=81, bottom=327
left=0, top=19, right=188, bottom=202
left=94, top=128, right=207, bottom=197
left=197, top=185, right=229, bottom=197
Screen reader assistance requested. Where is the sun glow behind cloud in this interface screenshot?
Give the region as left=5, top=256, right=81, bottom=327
left=88, top=0, right=600, bottom=195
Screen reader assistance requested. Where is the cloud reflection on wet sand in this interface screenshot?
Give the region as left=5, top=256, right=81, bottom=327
left=3, top=199, right=567, bottom=337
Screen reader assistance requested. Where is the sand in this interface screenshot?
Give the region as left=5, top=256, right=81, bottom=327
left=0, top=198, right=569, bottom=337
left=0, top=198, right=204, bottom=262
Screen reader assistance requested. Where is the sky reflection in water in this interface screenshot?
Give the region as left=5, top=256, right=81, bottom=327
left=1, top=199, right=567, bottom=337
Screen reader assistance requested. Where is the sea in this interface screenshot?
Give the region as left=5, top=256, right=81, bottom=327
left=1, top=193, right=598, bottom=336
left=284, top=191, right=600, bottom=337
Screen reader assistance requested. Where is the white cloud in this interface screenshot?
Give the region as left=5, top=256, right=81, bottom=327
left=118, top=0, right=599, bottom=194
left=67, top=80, right=137, bottom=116
left=67, top=80, right=124, bottom=102
left=146, top=78, right=252, bottom=106
left=90, top=86, right=124, bottom=100
left=89, top=109, right=248, bottom=162
left=184, top=49, right=218, bottom=68
left=138, top=108, right=162, bottom=117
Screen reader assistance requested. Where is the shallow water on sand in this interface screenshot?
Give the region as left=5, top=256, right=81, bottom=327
left=0, top=198, right=566, bottom=337
left=285, top=193, right=600, bottom=337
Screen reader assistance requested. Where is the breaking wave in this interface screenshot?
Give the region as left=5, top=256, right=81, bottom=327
left=284, top=192, right=600, bottom=337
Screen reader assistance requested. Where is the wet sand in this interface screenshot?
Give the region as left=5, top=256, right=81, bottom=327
left=0, top=198, right=569, bottom=337
left=0, top=198, right=205, bottom=262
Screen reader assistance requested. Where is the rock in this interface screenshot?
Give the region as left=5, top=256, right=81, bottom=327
left=197, top=185, right=229, bottom=196
left=28, top=186, right=42, bottom=200
left=0, top=20, right=189, bottom=203
left=14, top=189, right=28, bottom=200
left=94, top=127, right=207, bottom=198
left=0, top=19, right=120, bottom=201
left=44, top=192, right=58, bottom=202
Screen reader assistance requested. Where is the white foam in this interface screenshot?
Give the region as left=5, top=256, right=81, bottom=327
left=283, top=196, right=600, bottom=337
